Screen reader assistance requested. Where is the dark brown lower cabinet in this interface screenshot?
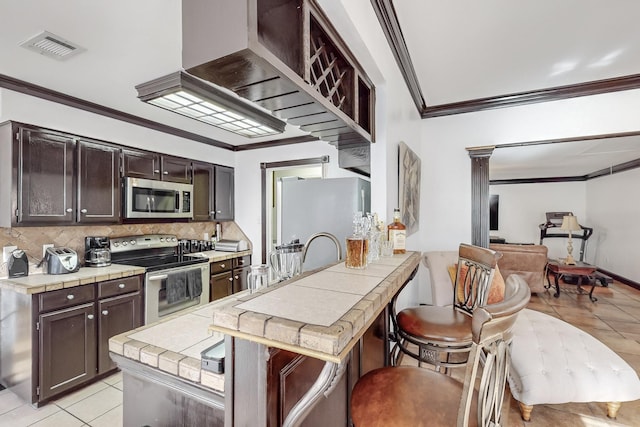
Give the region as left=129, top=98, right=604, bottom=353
left=38, top=303, right=97, bottom=401
left=210, top=271, right=233, bottom=301
left=97, top=292, right=142, bottom=373
left=33, top=275, right=143, bottom=404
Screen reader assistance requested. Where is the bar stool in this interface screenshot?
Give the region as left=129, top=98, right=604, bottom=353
left=391, top=244, right=503, bottom=370
left=351, top=277, right=530, bottom=426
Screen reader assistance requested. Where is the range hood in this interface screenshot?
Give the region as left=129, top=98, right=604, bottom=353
left=182, top=0, right=374, bottom=176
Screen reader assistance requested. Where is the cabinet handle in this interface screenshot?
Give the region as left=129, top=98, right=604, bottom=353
left=163, top=171, right=169, bottom=175
left=234, top=275, right=239, bottom=280
left=118, top=283, right=126, bottom=289
left=228, top=277, right=233, bottom=282
left=66, top=294, right=75, bottom=300
left=210, top=211, right=215, bottom=215
left=154, top=169, right=160, bottom=174
left=66, top=208, right=73, bottom=213
left=217, top=210, right=222, bottom=214
left=80, top=208, right=88, bottom=214
left=87, top=314, right=94, bottom=320
left=220, top=264, right=225, bottom=268
left=102, top=310, right=109, bottom=316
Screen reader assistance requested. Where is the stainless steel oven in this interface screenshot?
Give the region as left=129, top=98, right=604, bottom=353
left=110, top=234, right=209, bottom=324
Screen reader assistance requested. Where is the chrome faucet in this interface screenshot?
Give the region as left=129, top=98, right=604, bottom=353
left=302, top=232, right=343, bottom=265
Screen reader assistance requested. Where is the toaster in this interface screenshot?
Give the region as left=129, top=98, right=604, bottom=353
left=43, top=247, right=81, bottom=274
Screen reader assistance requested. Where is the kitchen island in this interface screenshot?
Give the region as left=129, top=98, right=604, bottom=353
left=110, top=251, right=420, bottom=426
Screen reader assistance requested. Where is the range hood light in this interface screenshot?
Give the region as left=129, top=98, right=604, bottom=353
left=136, top=71, right=286, bottom=137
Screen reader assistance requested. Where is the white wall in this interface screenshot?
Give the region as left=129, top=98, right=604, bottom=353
left=586, top=168, right=640, bottom=281
left=489, top=182, right=587, bottom=259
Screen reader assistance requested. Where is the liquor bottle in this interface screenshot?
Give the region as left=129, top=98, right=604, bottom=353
left=387, top=208, right=406, bottom=254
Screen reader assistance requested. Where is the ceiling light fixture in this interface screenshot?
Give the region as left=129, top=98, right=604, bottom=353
left=136, top=71, right=286, bottom=137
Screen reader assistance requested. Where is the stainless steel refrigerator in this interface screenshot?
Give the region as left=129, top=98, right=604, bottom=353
left=279, top=177, right=371, bottom=271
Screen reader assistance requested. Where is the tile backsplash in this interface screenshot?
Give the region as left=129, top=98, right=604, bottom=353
left=0, top=221, right=249, bottom=278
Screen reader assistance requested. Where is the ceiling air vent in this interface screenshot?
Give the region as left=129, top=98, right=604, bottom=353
left=20, top=31, right=84, bottom=60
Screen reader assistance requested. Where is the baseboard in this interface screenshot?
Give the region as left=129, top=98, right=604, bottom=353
left=597, top=267, right=640, bottom=291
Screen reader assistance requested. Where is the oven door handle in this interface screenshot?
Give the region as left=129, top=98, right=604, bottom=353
left=148, top=274, right=168, bottom=281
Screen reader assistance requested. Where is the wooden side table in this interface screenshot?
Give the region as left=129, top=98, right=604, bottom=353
left=546, top=259, right=599, bottom=302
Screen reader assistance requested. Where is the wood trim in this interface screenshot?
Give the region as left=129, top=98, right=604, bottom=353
left=468, top=147, right=493, bottom=248
left=490, top=157, right=640, bottom=185
left=371, top=1, right=640, bottom=117
left=370, top=0, right=425, bottom=113
left=421, top=74, right=640, bottom=118
left=234, top=135, right=319, bottom=151
left=597, top=268, right=640, bottom=291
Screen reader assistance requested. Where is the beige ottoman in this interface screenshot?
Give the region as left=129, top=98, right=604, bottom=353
left=508, top=309, right=640, bottom=420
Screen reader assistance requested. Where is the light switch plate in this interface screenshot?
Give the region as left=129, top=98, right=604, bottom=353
left=3, top=246, right=18, bottom=263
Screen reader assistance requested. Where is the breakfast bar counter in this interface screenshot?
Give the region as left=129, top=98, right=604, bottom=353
left=110, top=251, right=420, bottom=427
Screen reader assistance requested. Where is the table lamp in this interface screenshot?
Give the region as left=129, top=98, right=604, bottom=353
left=560, top=214, right=581, bottom=265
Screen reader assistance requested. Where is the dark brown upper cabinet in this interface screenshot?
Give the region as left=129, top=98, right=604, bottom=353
left=192, top=161, right=235, bottom=221
left=214, top=165, right=234, bottom=221
left=2, top=123, right=121, bottom=226
left=122, top=148, right=191, bottom=184
left=77, top=140, right=121, bottom=223
left=182, top=0, right=375, bottom=146
left=14, top=127, right=76, bottom=224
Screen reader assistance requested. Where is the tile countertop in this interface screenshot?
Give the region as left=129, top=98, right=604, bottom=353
left=210, top=251, right=421, bottom=363
left=0, top=264, right=146, bottom=294
left=109, top=299, right=227, bottom=393
left=187, top=249, right=252, bottom=262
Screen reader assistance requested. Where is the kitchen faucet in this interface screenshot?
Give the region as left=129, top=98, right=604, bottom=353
left=302, top=232, right=343, bottom=266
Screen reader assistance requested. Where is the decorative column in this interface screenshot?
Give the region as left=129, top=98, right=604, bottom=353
left=468, top=147, right=494, bottom=248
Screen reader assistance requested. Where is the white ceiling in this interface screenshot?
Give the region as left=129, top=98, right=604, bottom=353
left=393, top=0, right=640, bottom=180
left=1, top=1, right=640, bottom=179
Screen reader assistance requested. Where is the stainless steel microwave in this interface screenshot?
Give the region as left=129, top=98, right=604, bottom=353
left=124, top=177, right=193, bottom=219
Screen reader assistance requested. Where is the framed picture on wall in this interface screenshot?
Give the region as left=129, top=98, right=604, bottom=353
left=399, top=141, right=421, bottom=236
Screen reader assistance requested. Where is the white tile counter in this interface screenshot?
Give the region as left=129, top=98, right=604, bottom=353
left=210, top=252, right=421, bottom=363
left=0, top=264, right=145, bottom=294
left=109, top=299, right=228, bottom=393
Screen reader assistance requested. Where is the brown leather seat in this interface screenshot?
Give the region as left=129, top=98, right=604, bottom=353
left=351, top=366, right=479, bottom=427
left=352, top=277, right=530, bottom=427
left=397, top=306, right=472, bottom=343
left=391, top=244, right=502, bottom=370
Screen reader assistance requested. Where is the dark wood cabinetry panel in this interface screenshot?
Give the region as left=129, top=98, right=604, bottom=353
left=97, top=292, right=142, bottom=373
left=161, top=156, right=192, bottom=184
left=38, top=303, right=97, bottom=401
left=17, top=128, right=75, bottom=224
left=122, top=149, right=161, bottom=180
left=77, top=140, right=120, bottom=223
left=192, top=161, right=215, bottom=221
left=210, top=271, right=233, bottom=301
left=122, top=149, right=191, bottom=183
left=233, top=265, right=251, bottom=293
left=214, top=166, right=234, bottom=220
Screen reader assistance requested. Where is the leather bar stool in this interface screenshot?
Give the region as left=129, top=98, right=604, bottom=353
left=351, top=277, right=530, bottom=427
left=391, top=244, right=502, bottom=370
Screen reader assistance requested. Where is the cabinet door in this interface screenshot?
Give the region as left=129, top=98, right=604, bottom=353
left=192, top=161, right=214, bottom=221
left=97, top=292, right=142, bottom=374
left=77, top=140, right=121, bottom=223
left=17, top=128, right=75, bottom=224
left=210, top=271, right=233, bottom=301
left=122, top=149, right=160, bottom=180
left=214, top=166, right=234, bottom=220
left=233, top=265, right=251, bottom=294
left=161, top=156, right=192, bottom=183
left=39, top=303, right=97, bottom=401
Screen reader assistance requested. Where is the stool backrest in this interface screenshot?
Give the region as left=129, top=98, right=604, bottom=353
left=457, top=275, right=530, bottom=427
left=454, top=244, right=502, bottom=314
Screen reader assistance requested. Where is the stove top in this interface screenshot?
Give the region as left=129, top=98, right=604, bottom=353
left=109, top=234, right=208, bottom=272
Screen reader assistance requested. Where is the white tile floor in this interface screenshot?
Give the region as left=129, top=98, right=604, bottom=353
left=0, top=372, right=123, bottom=427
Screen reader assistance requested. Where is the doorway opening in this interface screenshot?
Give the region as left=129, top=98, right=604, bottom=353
left=260, top=156, right=329, bottom=264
